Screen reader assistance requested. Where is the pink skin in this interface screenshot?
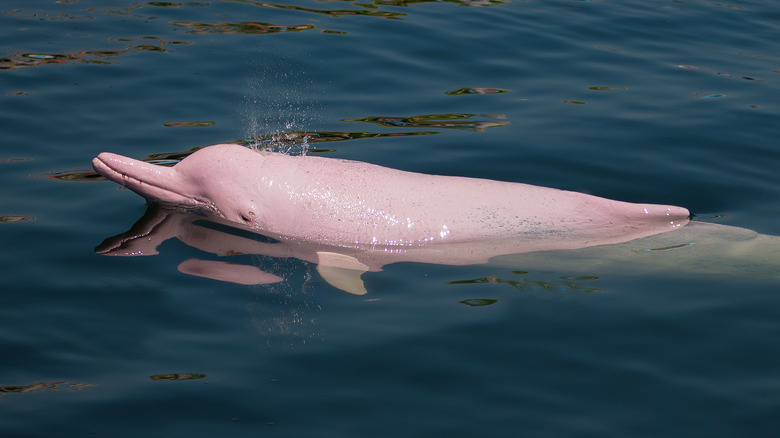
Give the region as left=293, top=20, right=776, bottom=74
left=93, top=143, right=689, bottom=250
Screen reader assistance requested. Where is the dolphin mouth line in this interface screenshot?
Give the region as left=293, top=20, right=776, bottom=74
left=93, top=154, right=225, bottom=217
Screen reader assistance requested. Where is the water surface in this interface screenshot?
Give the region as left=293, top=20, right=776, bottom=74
left=2, top=1, right=780, bottom=437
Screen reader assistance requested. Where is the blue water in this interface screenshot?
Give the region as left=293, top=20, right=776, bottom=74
left=2, top=0, right=780, bottom=436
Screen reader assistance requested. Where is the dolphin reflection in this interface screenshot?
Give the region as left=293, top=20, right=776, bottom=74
left=96, top=207, right=780, bottom=294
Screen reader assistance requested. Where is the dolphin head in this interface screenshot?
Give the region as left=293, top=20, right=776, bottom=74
left=92, top=144, right=266, bottom=228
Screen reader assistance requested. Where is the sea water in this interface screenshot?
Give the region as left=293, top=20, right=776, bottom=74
left=1, top=1, right=779, bottom=437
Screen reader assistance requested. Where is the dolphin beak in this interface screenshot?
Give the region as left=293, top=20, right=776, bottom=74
left=92, top=152, right=197, bottom=206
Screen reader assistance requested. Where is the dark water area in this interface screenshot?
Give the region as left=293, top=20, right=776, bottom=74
left=2, top=0, right=780, bottom=437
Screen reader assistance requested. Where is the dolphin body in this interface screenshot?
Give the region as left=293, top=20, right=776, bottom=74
left=92, top=144, right=693, bottom=293
left=93, top=143, right=689, bottom=249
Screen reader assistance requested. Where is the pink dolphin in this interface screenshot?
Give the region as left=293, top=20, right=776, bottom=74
left=92, top=143, right=689, bottom=251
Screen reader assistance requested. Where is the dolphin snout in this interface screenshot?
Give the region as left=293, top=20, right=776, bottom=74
left=92, top=152, right=193, bottom=206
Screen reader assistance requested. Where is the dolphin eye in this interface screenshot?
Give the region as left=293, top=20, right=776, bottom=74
left=240, top=210, right=256, bottom=223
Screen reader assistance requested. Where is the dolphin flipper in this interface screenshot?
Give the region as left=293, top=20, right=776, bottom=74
left=315, top=252, right=370, bottom=295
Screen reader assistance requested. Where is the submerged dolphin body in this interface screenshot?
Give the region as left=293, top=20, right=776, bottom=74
left=93, top=143, right=689, bottom=249
left=92, top=143, right=692, bottom=293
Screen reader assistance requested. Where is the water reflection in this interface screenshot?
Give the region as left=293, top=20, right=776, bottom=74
left=458, top=298, right=498, bottom=307
left=0, top=37, right=182, bottom=70
left=1, top=0, right=512, bottom=71
left=676, top=64, right=763, bottom=82
left=450, top=272, right=603, bottom=294
left=149, top=373, right=206, bottom=381
left=95, top=206, right=780, bottom=296
left=453, top=271, right=603, bottom=307
left=318, top=0, right=509, bottom=7
left=97, top=206, right=617, bottom=295
left=226, top=0, right=510, bottom=20
left=344, top=113, right=510, bottom=132
left=445, top=87, right=510, bottom=95
left=0, top=380, right=95, bottom=399
left=1, top=52, right=105, bottom=70
left=0, top=214, right=36, bottom=223
left=227, top=0, right=407, bottom=19
left=171, top=21, right=316, bottom=35
left=162, top=121, right=215, bottom=127
left=4, top=8, right=95, bottom=21
left=239, top=129, right=438, bottom=151
left=46, top=130, right=437, bottom=181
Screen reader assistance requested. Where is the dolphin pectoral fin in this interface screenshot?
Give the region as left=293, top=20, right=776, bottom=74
left=178, top=259, right=284, bottom=285
left=315, top=252, right=369, bottom=295
left=316, top=265, right=368, bottom=295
